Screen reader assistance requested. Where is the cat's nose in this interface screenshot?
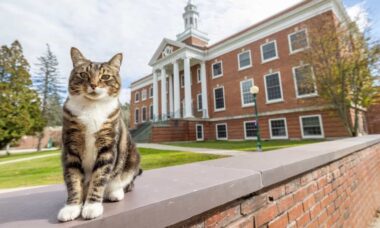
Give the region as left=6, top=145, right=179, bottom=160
left=90, top=84, right=97, bottom=89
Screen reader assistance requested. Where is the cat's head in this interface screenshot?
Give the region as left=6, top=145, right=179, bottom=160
left=68, top=47, right=123, bottom=101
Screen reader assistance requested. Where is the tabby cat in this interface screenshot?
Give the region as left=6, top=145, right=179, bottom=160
left=57, top=48, right=141, bottom=222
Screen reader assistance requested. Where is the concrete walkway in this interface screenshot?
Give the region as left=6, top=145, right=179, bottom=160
left=0, top=147, right=58, bottom=156
left=137, top=143, right=253, bottom=156
left=0, top=153, right=59, bottom=166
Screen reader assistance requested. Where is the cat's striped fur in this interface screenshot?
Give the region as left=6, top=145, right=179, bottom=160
left=57, top=48, right=141, bottom=222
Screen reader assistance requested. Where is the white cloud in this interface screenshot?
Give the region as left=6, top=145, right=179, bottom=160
left=346, top=1, right=371, bottom=32
left=119, top=88, right=131, bottom=105
left=0, top=0, right=304, bottom=103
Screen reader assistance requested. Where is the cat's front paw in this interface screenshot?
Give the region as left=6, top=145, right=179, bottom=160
left=57, top=204, right=82, bottom=222
left=106, top=188, right=124, bottom=202
left=81, top=202, right=103, bottom=220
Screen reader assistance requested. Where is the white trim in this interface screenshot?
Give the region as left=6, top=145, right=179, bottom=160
left=134, top=108, right=139, bottom=124
left=240, top=79, right=255, bottom=107
left=213, top=86, right=226, bottom=112
left=260, top=40, right=279, bottom=63
left=195, top=124, right=204, bottom=141
left=141, top=106, right=147, bottom=123
left=288, top=28, right=309, bottom=54
left=134, top=91, right=140, bottom=103
left=243, top=121, right=258, bottom=140
left=197, top=93, right=202, bottom=112
left=299, top=114, right=325, bottom=139
left=292, top=64, right=318, bottom=98
left=269, top=118, right=288, bottom=139
left=238, top=50, right=252, bottom=71
left=264, top=71, right=284, bottom=104
left=211, top=61, right=223, bottom=79
left=197, top=67, right=201, bottom=83
left=141, top=89, right=147, bottom=101
left=215, top=123, right=228, bottom=140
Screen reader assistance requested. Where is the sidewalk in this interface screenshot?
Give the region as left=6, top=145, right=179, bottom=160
left=0, top=147, right=58, bottom=156
left=137, top=143, right=252, bottom=156
left=0, top=153, right=60, bottom=166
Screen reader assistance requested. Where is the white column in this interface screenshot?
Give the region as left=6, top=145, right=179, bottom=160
left=183, top=56, right=193, bottom=118
left=152, top=70, right=159, bottom=121
left=160, top=67, right=167, bottom=120
left=169, top=74, right=174, bottom=117
left=173, top=60, right=181, bottom=118
left=200, top=61, right=209, bottom=118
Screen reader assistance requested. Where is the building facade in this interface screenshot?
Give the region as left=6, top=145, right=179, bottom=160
left=129, top=0, right=363, bottom=142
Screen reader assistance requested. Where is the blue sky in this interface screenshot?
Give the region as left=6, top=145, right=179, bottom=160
left=0, top=0, right=377, bottom=103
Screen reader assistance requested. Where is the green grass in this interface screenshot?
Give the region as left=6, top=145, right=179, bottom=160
left=165, top=140, right=324, bottom=152
left=0, top=148, right=224, bottom=189
left=0, top=150, right=60, bottom=162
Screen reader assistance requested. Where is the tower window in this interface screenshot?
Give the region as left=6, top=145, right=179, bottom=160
left=190, top=17, right=193, bottom=25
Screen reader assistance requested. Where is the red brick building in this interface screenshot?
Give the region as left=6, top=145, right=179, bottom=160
left=129, top=0, right=365, bottom=142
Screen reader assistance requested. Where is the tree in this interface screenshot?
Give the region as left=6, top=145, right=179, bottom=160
left=34, top=44, right=64, bottom=150
left=301, top=14, right=380, bottom=136
left=121, top=102, right=130, bottom=128
left=0, top=41, right=44, bottom=152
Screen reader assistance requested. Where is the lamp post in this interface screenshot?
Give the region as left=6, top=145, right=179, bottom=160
left=250, top=85, right=262, bottom=152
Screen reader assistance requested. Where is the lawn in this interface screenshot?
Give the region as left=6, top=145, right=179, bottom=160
left=165, top=140, right=323, bottom=152
left=0, top=150, right=60, bottom=162
left=0, top=148, right=224, bottom=189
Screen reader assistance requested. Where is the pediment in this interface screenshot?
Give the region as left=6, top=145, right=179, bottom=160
left=149, top=38, right=185, bottom=66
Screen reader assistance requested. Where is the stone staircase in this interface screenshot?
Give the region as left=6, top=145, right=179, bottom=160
left=130, top=122, right=153, bottom=143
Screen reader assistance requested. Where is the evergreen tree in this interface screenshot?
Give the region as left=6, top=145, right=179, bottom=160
left=121, top=102, right=130, bottom=128
left=34, top=44, right=64, bottom=150
left=0, top=41, right=44, bottom=151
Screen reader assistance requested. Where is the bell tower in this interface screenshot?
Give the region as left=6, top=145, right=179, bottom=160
left=177, top=0, right=209, bottom=47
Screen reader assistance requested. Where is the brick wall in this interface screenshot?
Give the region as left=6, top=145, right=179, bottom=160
left=171, top=144, right=380, bottom=228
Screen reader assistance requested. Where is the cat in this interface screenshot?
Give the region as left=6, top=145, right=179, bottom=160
left=57, top=47, right=142, bottom=222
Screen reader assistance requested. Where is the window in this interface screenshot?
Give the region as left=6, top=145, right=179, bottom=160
left=264, top=72, right=283, bottom=103
left=293, top=65, right=317, bottom=98
left=135, top=109, right=139, bottom=124
left=134, top=92, right=140, bottom=103
left=214, top=87, right=225, bottom=111
left=289, top=29, right=309, bottom=53
left=197, top=93, right=202, bottom=112
left=269, top=118, right=288, bottom=139
left=216, top=123, right=228, bottom=140
left=300, top=115, right=324, bottom=138
left=141, top=89, right=147, bottom=101
left=212, top=61, right=223, bottom=78
left=149, top=104, right=153, bottom=120
left=238, top=50, right=252, bottom=70
left=149, top=87, right=153, bottom=98
left=243, top=121, right=258, bottom=139
left=181, top=74, right=184, bottom=88
left=240, top=79, right=254, bottom=107
left=261, top=40, right=278, bottom=62
left=141, top=107, right=147, bottom=122
left=197, top=68, right=201, bottom=83
left=196, top=124, right=204, bottom=141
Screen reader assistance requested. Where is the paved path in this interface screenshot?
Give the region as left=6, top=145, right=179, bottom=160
left=0, top=147, right=58, bottom=156
left=0, top=153, right=59, bottom=166
left=137, top=143, right=253, bottom=156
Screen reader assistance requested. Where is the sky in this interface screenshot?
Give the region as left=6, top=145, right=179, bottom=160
left=0, top=0, right=377, bottom=104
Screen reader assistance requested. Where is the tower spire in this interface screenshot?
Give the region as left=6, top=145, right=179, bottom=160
left=183, top=0, right=199, bottom=30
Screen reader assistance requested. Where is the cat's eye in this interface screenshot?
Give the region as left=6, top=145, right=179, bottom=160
left=101, top=74, right=111, bottom=80
left=79, top=72, right=88, bottom=79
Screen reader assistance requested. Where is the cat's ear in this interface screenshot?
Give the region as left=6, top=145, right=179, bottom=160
left=108, top=53, right=123, bottom=70
left=70, top=47, right=88, bottom=67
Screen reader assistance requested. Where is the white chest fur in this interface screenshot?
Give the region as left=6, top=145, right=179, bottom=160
left=65, top=95, right=119, bottom=181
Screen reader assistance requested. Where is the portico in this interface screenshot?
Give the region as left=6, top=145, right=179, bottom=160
left=151, top=52, right=209, bottom=121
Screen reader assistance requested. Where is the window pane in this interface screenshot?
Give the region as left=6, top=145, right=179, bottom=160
left=135, top=110, right=139, bottom=123
left=295, top=65, right=316, bottom=96
left=262, top=42, right=277, bottom=60
left=302, top=116, right=322, bottom=136
left=271, top=119, right=286, bottom=137
left=197, top=125, right=203, bottom=139
left=215, top=88, right=225, bottom=109
left=217, top=124, right=227, bottom=139
left=291, top=30, right=308, bottom=51
left=266, top=73, right=282, bottom=101
left=245, top=122, right=257, bottom=137
left=150, top=87, right=153, bottom=97
left=198, top=94, right=202, bottom=110
left=142, top=108, right=146, bottom=121
left=242, top=80, right=254, bottom=105
left=239, top=52, right=251, bottom=68
left=150, top=106, right=153, bottom=120
left=213, top=63, right=222, bottom=76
